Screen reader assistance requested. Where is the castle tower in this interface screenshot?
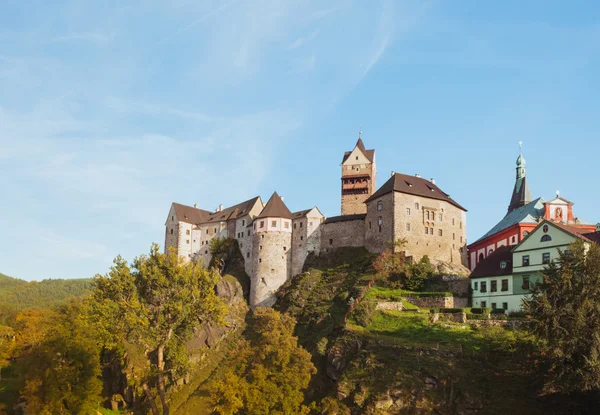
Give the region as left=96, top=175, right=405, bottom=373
left=340, top=132, right=376, bottom=215
left=507, top=142, right=532, bottom=213
left=250, top=192, right=293, bottom=307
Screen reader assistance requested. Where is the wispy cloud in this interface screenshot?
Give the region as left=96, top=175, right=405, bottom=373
left=287, top=29, right=320, bottom=50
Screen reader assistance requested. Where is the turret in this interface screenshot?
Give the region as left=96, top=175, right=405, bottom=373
left=507, top=142, right=532, bottom=213
left=340, top=131, right=376, bottom=215
left=250, top=192, right=293, bottom=307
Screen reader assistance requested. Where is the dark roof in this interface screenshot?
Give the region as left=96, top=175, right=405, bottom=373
left=365, top=173, right=466, bottom=211
left=292, top=209, right=312, bottom=219
left=508, top=176, right=532, bottom=213
left=470, top=246, right=513, bottom=279
left=256, top=192, right=293, bottom=219
left=172, top=203, right=212, bottom=224
left=341, top=138, right=375, bottom=163
left=549, top=221, right=595, bottom=243
left=323, top=213, right=366, bottom=224
left=582, top=231, right=600, bottom=245
left=202, top=196, right=262, bottom=224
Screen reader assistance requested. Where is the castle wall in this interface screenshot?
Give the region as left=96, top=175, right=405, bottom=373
left=364, top=192, right=395, bottom=252
left=165, top=206, right=180, bottom=254
left=291, top=217, right=308, bottom=277
left=195, top=222, right=228, bottom=268
left=251, top=226, right=292, bottom=307
left=321, top=218, right=365, bottom=252
left=234, top=214, right=254, bottom=277
left=391, top=192, right=467, bottom=266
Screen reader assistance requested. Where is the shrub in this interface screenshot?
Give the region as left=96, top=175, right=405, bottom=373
left=491, top=308, right=506, bottom=315
left=508, top=310, right=527, bottom=319
left=439, top=308, right=466, bottom=314
left=470, top=307, right=492, bottom=315
left=466, top=313, right=489, bottom=320
left=352, top=299, right=376, bottom=327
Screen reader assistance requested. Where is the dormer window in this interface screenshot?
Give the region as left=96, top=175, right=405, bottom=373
left=500, top=261, right=507, bottom=269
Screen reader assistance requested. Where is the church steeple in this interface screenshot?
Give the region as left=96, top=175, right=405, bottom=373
left=507, top=141, right=532, bottom=213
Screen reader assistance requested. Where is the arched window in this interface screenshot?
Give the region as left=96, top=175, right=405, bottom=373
left=488, top=249, right=494, bottom=255
left=541, top=235, right=552, bottom=242
left=479, top=253, right=484, bottom=261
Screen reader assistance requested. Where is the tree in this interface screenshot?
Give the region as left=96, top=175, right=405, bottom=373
left=15, top=301, right=102, bottom=415
left=92, top=244, right=226, bottom=415
left=526, top=240, right=600, bottom=392
left=373, top=239, right=433, bottom=290
left=211, top=308, right=316, bottom=414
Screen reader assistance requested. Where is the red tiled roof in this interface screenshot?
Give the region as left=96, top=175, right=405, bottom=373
left=365, top=173, right=466, bottom=211
left=470, top=246, right=513, bottom=279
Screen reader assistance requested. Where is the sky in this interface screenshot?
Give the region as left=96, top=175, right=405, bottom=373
left=1, top=0, right=599, bottom=281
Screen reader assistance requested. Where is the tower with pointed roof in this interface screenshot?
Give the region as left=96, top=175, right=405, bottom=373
left=340, top=132, right=376, bottom=215
left=250, top=192, right=294, bottom=307
left=507, top=142, right=532, bottom=213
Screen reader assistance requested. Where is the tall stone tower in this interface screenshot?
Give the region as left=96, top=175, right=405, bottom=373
left=250, top=192, right=293, bottom=307
left=341, top=133, right=376, bottom=215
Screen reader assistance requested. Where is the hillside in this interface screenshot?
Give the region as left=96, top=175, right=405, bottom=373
left=0, top=273, right=92, bottom=325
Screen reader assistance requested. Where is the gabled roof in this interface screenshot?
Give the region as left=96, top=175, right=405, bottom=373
left=342, top=138, right=375, bottom=163
left=545, top=195, right=574, bottom=205
left=323, top=213, right=366, bottom=224
left=255, top=192, right=293, bottom=219
left=201, top=196, right=262, bottom=224
left=512, top=219, right=595, bottom=251
left=470, top=246, right=513, bottom=279
left=364, top=173, right=466, bottom=211
left=171, top=203, right=212, bottom=224
left=471, top=198, right=545, bottom=245
left=292, top=207, right=324, bottom=220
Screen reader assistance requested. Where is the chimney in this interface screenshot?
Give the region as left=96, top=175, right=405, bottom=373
left=390, top=170, right=395, bottom=177
left=219, top=204, right=223, bottom=212
left=430, top=178, right=436, bottom=185
left=415, top=174, right=421, bottom=178
left=194, top=203, right=198, bottom=209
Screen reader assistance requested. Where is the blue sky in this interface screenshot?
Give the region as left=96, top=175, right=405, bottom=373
left=1, top=0, right=599, bottom=281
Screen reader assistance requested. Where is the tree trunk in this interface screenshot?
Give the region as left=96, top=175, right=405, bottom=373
left=142, top=383, right=159, bottom=415
left=157, top=345, right=170, bottom=415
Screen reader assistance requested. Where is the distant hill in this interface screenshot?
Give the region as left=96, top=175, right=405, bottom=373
left=0, top=273, right=93, bottom=325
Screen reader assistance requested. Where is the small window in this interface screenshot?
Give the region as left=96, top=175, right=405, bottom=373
left=542, top=252, right=550, bottom=264
left=369, top=222, right=372, bottom=230
left=247, top=252, right=250, bottom=258
left=479, top=253, right=484, bottom=261
left=240, top=243, right=243, bottom=248
left=259, top=258, right=262, bottom=263
left=474, top=281, right=478, bottom=290
left=481, top=281, right=487, bottom=292
left=284, top=222, right=290, bottom=229
left=186, top=229, right=190, bottom=235
left=294, top=223, right=297, bottom=229
left=300, top=236, right=303, bottom=240
left=247, top=230, right=250, bottom=236
left=502, top=302, right=508, bottom=310
left=406, top=207, right=411, bottom=215
left=300, top=222, right=303, bottom=228
left=453, top=233, right=455, bottom=240
left=522, top=255, right=530, bottom=266
left=406, top=223, right=411, bottom=231
left=272, top=220, right=277, bottom=227
left=214, top=227, right=217, bottom=233
left=356, top=156, right=358, bottom=160
left=491, top=280, right=497, bottom=292
left=329, top=239, right=333, bottom=246
left=426, top=211, right=430, bottom=220
left=254, top=223, right=256, bottom=230
left=522, top=276, right=530, bottom=289
left=500, top=261, right=507, bottom=269
left=452, top=218, right=455, bottom=226
left=501, top=279, right=508, bottom=291
left=488, top=249, right=493, bottom=255
left=425, top=227, right=429, bottom=235
left=415, top=203, right=419, bottom=210
left=430, top=227, right=433, bottom=234
left=481, top=301, right=487, bottom=308
left=460, top=236, right=463, bottom=243
left=261, top=234, right=264, bottom=239
left=186, top=240, right=190, bottom=244
left=171, top=216, right=174, bottom=221
left=541, top=235, right=552, bottom=242
left=283, top=247, right=287, bottom=251
left=260, top=245, right=263, bottom=250
left=491, top=302, right=497, bottom=309
left=438, top=213, right=442, bottom=221
left=377, top=200, right=383, bottom=211
left=205, top=250, right=208, bottom=254
left=170, top=228, right=173, bottom=235
left=378, top=217, right=383, bottom=233
left=260, top=221, right=265, bottom=228
left=460, top=221, right=463, bottom=229
left=438, top=229, right=443, bottom=236
left=242, top=219, right=245, bottom=226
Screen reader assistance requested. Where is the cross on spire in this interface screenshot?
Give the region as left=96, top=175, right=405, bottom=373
left=358, top=126, right=362, bottom=139
left=519, top=140, right=523, bottom=155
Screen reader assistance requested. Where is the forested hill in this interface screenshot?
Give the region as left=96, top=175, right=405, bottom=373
left=0, top=273, right=92, bottom=323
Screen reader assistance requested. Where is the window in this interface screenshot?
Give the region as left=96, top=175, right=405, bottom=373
left=406, top=207, right=411, bottom=215
left=329, top=239, right=333, bottom=245
left=453, top=233, right=455, bottom=240
left=186, top=240, right=190, bottom=244
left=300, top=236, right=303, bottom=240
left=300, top=222, right=303, bottom=228
left=522, top=255, right=530, bottom=266
left=522, top=276, right=530, bottom=289
left=369, top=221, right=372, bottom=230
left=240, top=243, right=243, bottom=248
left=247, top=230, right=250, bottom=236
left=214, top=227, right=217, bottom=233
left=430, top=227, right=433, bottom=234
left=283, top=247, right=287, bottom=251
left=479, top=253, right=484, bottom=261
left=272, top=220, right=277, bottom=227
left=242, top=220, right=245, bottom=226
left=425, top=227, right=429, bottom=235
left=541, top=235, right=552, bottom=242
left=260, top=245, right=263, bottom=250
left=503, top=302, right=508, bottom=310
left=491, top=280, right=497, bottom=292
left=377, top=200, right=383, bottom=211
left=453, top=218, right=455, bottom=225
left=460, top=236, right=463, bottom=243
left=284, top=222, right=290, bottom=229
left=294, top=223, right=297, bottom=229
left=488, top=249, right=493, bottom=255
left=492, top=302, right=497, bottom=309
left=501, top=279, right=508, bottom=291
left=260, top=221, right=265, bottom=228
left=460, top=221, right=463, bottom=229
left=171, top=216, right=174, bottom=221
left=426, top=211, right=430, bottom=220
left=406, top=223, right=411, bottom=231
left=261, top=234, right=264, bottom=239
left=247, top=252, right=250, bottom=258
left=170, top=228, right=173, bottom=235
left=254, top=223, right=256, bottom=230
left=438, top=229, right=443, bottom=236
left=186, top=229, right=190, bottom=235
left=259, top=258, right=262, bottom=263
left=500, top=261, right=507, bottom=269
left=205, top=250, right=208, bottom=254
left=415, top=203, right=419, bottom=210
left=481, top=301, right=487, bottom=308
left=438, top=213, right=443, bottom=221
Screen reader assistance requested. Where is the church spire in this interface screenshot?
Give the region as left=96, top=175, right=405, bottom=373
left=507, top=141, right=532, bottom=213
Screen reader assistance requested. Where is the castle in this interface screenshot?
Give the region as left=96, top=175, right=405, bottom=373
left=165, top=136, right=468, bottom=307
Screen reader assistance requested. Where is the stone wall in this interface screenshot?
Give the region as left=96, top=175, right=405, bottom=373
left=364, top=192, right=395, bottom=253
left=321, top=218, right=366, bottom=252
left=376, top=301, right=404, bottom=311
left=403, top=295, right=454, bottom=309
left=391, top=192, right=468, bottom=266
left=251, top=230, right=292, bottom=307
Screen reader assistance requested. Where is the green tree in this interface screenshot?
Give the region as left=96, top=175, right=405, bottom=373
left=92, top=244, right=226, bottom=415
left=526, top=240, right=600, bottom=392
left=16, top=301, right=102, bottom=415
left=211, top=308, right=316, bottom=415
left=373, top=239, right=433, bottom=290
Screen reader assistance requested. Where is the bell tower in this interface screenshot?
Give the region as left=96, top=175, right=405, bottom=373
left=340, top=131, right=376, bottom=215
